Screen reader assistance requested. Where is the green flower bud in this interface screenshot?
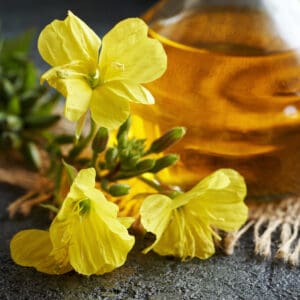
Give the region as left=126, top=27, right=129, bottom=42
left=117, top=116, right=131, bottom=144
left=62, top=160, right=77, bottom=184
left=92, top=127, right=109, bottom=153
left=2, top=79, right=15, bottom=98
left=148, top=127, right=186, bottom=153
left=6, top=115, right=22, bottom=131
left=151, top=154, right=179, bottom=173
left=121, top=154, right=141, bottom=171
left=136, top=159, right=156, bottom=172
left=105, top=147, right=119, bottom=170
left=109, top=183, right=131, bottom=197
left=1, top=132, right=21, bottom=149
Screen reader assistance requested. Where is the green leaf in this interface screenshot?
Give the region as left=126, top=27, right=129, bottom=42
left=24, top=114, right=60, bottom=129
left=23, top=61, right=37, bottom=90
left=62, top=160, right=77, bottom=184
left=53, top=134, right=74, bottom=145
left=2, top=78, right=15, bottom=99
left=6, top=115, right=22, bottom=131
left=0, top=29, right=35, bottom=61
left=24, top=142, right=41, bottom=170
left=19, top=89, right=44, bottom=114
left=0, top=131, right=21, bottom=149
left=34, top=91, right=61, bottom=115
left=7, top=95, right=20, bottom=115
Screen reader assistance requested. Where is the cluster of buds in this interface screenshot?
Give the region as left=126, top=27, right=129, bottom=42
left=89, top=117, right=186, bottom=197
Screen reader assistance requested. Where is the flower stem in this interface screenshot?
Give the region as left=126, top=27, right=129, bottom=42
left=138, top=176, right=183, bottom=198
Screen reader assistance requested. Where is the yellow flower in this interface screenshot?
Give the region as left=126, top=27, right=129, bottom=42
left=38, top=11, right=167, bottom=129
left=10, top=168, right=135, bottom=275
left=140, top=169, right=248, bottom=260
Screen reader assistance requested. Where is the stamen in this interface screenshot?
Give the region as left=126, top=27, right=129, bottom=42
left=56, top=67, right=101, bottom=89
left=56, top=69, right=88, bottom=80
left=88, top=69, right=101, bottom=88
left=79, top=198, right=91, bottom=215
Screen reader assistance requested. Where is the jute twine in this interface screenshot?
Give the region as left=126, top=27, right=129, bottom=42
left=224, top=197, right=300, bottom=266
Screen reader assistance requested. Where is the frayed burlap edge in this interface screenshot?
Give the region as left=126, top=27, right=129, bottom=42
left=224, top=197, right=300, bottom=266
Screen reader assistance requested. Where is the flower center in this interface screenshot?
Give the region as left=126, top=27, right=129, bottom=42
left=56, top=67, right=102, bottom=89
left=79, top=198, right=91, bottom=215
left=87, top=69, right=101, bottom=89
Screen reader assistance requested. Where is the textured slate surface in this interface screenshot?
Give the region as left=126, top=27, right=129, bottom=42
left=1, top=182, right=300, bottom=300
left=1, top=1, right=300, bottom=299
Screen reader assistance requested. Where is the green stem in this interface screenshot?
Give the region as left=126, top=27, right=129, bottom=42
left=91, top=151, right=98, bottom=168
left=138, top=176, right=184, bottom=198
left=138, top=176, right=164, bottom=193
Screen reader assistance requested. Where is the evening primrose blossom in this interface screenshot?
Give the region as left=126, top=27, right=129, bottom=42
left=38, top=11, right=167, bottom=129
left=140, top=169, right=248, bottom=260
left=10, top=168, right=135, bottom=275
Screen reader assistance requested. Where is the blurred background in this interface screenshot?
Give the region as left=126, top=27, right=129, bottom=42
left=0, top=0, right=157, bottom=62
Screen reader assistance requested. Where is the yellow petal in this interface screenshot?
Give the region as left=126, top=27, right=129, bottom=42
left=59, top=168, right=118, bottom=221
left=174, top=169, right=246, bottom=207
left=38, top=11, right=100, bottom=67
left=118, top=217, right=135, bottom=229
left=49, top=215, right=73, bottom=265
left=84, top=187, right=119, bottom=218
left=99, top=18, right=167, bottom=83
left=41, top=67, right=92, bottom=122
left=90, top=84, right=130, bottom=129
left=110, top=81, right=155, bottom=105
left=140, top=194, right=173, bottom=253
left=50, top=196, right=134, bottom=276
left=75, top=113, right=87, bottom=141
left=72, top=168, right=96, bottom=190
left=180, top=169, right=248, bottom=232
left=58, top=168, right=98, bottom=220
left=152, top=209, right=216, bottom=260
left=50, top=168, right=134, bottom=275
left=193, top=169, right=247, bottom=199
left=68, top=208, right=134, bottom=275
left=10, top=229, right=72, bottom=274
left=63, top=79, right=92, bottom=121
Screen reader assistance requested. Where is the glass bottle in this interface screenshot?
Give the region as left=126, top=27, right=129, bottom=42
left=131, top=0, right=300, bottom=197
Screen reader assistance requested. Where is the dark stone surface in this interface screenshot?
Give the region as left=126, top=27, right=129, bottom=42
left=1, top=1, right=300, bottom=299
left=1, top=182, right=300, bottom=299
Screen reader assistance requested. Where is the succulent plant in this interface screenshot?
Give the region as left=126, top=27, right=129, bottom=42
left=0, top=30, right=61, bottom=169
